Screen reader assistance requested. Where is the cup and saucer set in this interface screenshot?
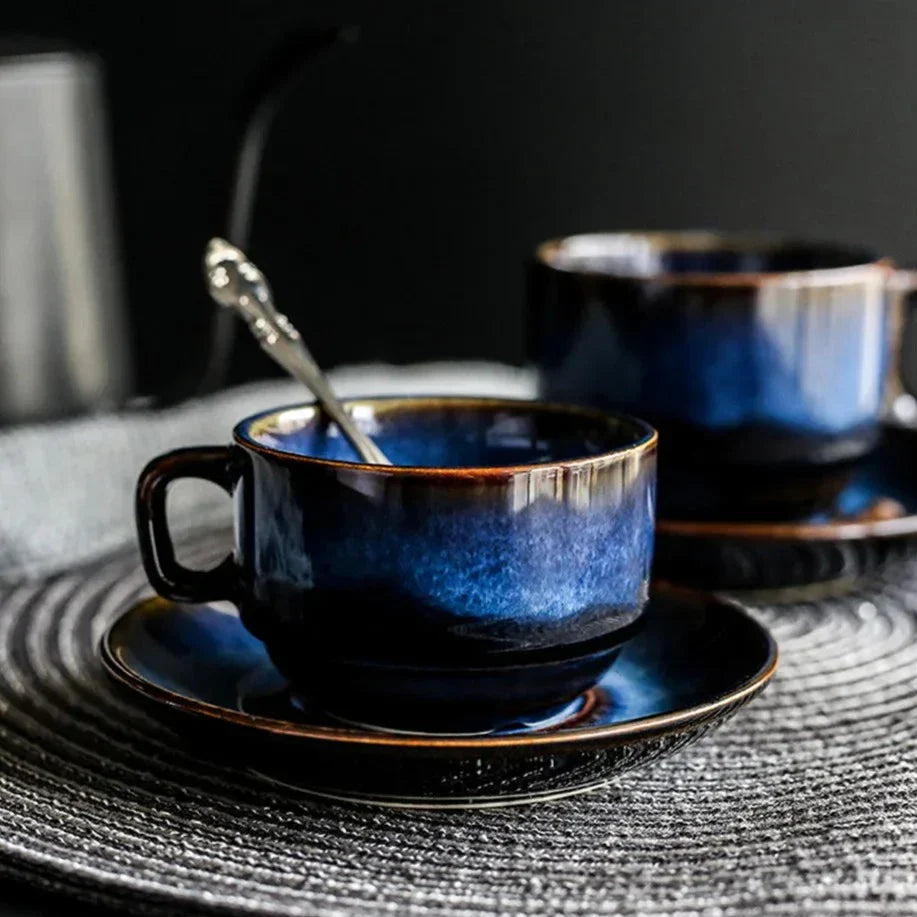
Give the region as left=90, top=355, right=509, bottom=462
left=103, top=231, right=917, bottom=807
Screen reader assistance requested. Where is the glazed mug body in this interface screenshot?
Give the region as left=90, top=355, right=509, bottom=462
left=136, top=397, right=657, bottom=733
left=530, top=232, right=895, bottom=519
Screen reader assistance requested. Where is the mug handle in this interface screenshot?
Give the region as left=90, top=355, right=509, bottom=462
left=135, top=446, right=239, bottom=603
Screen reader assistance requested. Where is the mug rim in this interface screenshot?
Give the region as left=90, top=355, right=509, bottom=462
left=233, top=395, right=658, bottom=477
left=534, top=230, right=892, bottom=288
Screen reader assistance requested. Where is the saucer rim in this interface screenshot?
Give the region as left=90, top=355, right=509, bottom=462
left=656, top=514, right=917, bottom=541
left=100, top=587, right=777, bottom=752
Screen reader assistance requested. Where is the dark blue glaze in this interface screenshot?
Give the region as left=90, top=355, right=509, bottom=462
left=107, top=590, right=772, bottom=735
left=137, top=398, right=657, bottom=733
left=103, top=589, right=777, bottom=802
left=541, top=299, right=886, bottom=435
left=530, top=232, right=893, bottom=519
left=535, top=295, right=888, bottom=437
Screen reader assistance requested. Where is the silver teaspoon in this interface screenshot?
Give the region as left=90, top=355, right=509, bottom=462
left=203, top=238, right=392, bottom=465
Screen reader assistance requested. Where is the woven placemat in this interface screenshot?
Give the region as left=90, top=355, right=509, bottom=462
left=2, top=538, right=917, bottom=915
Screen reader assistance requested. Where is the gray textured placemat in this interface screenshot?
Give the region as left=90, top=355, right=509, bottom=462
left=2, top=537, right=916, bottom=916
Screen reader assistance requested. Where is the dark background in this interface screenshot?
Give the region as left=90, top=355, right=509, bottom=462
left=6, top=0, right=917, bottom=403
left=2, top=0, right=917, bottom=911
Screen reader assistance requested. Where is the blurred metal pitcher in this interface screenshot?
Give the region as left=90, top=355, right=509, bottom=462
left=0, top=42, right=131, bottom=424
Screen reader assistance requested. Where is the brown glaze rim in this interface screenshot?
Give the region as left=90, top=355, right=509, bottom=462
left=235, top=396, right=658, bottom=477
left=99, top=587, right=777, bottom=752
left=534, top=231, right=893, bottom=288
left=657, top=512, right=917, bottom=542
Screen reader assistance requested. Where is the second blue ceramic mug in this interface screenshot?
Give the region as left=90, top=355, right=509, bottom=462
left=530, top=232, right=899, bottom=520
left=136, top=397, right=657, bottom=733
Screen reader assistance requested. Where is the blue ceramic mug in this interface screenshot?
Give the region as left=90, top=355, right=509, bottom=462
left=136, top=397, right=657, bottom=733
left=530, top=232, right=898, bottom=520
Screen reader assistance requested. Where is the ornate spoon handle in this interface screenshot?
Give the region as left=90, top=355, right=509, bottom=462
left=203, top=237, right=392, bottom=465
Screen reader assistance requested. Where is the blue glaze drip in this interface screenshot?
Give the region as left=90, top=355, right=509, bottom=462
left=246, top=474, right=656, bottom=668
left=312, top=493, right=652, bottom=628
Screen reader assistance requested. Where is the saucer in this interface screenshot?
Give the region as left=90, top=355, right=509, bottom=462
left=655, top=423, right=917, bottom=592
left=101, top=587, right=777, bottom=808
